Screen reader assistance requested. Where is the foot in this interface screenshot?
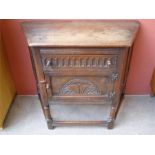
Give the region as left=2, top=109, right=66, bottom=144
left=107, top=120, right=114, bottom=129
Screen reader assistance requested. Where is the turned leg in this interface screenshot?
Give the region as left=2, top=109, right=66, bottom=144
left=107, top=106, right=116, bottom=129
left=107, top=95, right=124, bottom=129
left=113, top=98, right=123, bottom=120
left=38, top=93, right=55, bottom=129
left=107, top=119, right=114, bottom=129
left=47, top=121, right=55, bottom=129
left=43, top=106, right=55, bottom=129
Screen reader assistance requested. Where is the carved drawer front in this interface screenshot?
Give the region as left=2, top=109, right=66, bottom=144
left=46, top=75, right=117, bottom=104
left=40, top=48, right=120, bottom=76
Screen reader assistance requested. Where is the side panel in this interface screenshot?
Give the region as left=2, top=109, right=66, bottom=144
left=0, top=30, right=16, bottom=128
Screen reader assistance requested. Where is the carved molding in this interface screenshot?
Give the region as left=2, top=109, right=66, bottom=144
left=108, top=92, right=116, bottom=99
left=111, top=73, right=118, bottom=81
left=60, top=79, right=101, bottom=96
left=42, top=55, right=117, bottom=69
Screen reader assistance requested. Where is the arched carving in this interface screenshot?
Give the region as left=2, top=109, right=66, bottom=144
left=60, top=79, right=100, bottom=96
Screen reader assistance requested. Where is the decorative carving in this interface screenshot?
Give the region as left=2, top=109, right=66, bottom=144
left=42, top=55, right=117, bottom=69
left=45, top=59, right=51, bottom=67
left=104, top=58, right=111, bottom=67
left=60, top=79, right=101, bottom=96
left=108, top=92, right=115, bottom=99
left=111, top=73, right=118, bottom=81
left=46, top=83, right=50, bottom=89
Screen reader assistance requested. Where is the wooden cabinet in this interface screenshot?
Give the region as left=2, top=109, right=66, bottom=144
left=0, top=24, right=16, bottom=128
left=22, top=20, right=139, bottom=129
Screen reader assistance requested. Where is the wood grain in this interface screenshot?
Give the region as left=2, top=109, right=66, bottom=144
left=22, top=20, right=140, bottom=47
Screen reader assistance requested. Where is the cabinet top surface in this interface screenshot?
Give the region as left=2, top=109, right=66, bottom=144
left=22, top=20, right=140, bottom=47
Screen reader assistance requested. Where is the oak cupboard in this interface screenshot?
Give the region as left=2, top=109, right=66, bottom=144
left=22, top=20, right=139, bottom=129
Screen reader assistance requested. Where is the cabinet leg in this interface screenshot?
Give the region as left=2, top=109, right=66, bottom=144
left=47, top=119, right=55, bottom=129
left=107, top=105, right=116, bottom=129
left=38, top=94, right=55, bottom=129
left=44, top=106, right=55, bottom=129
left=107, top=119, right=114, bottom=129
left=114, top=97, right=124, bottom=120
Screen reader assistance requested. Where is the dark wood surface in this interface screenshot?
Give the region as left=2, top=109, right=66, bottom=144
left=22, top=20, right=140, bottom=129
left=22, top=20, right=139, bottom=47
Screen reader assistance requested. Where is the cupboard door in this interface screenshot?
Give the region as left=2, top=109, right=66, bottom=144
left=46, top=75, right=118, bottom=104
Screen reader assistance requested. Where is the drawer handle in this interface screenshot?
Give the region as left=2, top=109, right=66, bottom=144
left=105, top=59, right=111, bottom=67
left=46, top=60, right=51, bottom=67
left=46, top=83, right=50, bottom=89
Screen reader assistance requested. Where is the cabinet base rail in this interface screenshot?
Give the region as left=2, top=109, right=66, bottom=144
left=47, top=120, right=114, bottom=129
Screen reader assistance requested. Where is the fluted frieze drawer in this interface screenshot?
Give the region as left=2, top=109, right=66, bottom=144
left=40, top=48, right=120, bottom=76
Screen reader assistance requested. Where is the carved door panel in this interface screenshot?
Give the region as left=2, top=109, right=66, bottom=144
left=45, top=75, right=118, bottom=104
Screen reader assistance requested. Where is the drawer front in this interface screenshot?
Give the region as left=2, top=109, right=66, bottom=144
left=40, top=48, right=120, bottom=76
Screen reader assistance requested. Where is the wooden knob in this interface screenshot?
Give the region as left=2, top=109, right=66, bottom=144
left=46, top=83, right=50, bottom=89
left=107, top=59, right=111, bottom=66
left=46, top=60, right=51, bottom=67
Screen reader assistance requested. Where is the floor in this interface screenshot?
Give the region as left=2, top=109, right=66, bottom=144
left=0, top=95, right=155, bottom=135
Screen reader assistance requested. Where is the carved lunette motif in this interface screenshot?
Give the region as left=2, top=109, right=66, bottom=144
left=42, top=55, right=117, bottom=69
left=60, top=79, right=100, bottom=96
left=59, top=78, right=116, bottom=100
